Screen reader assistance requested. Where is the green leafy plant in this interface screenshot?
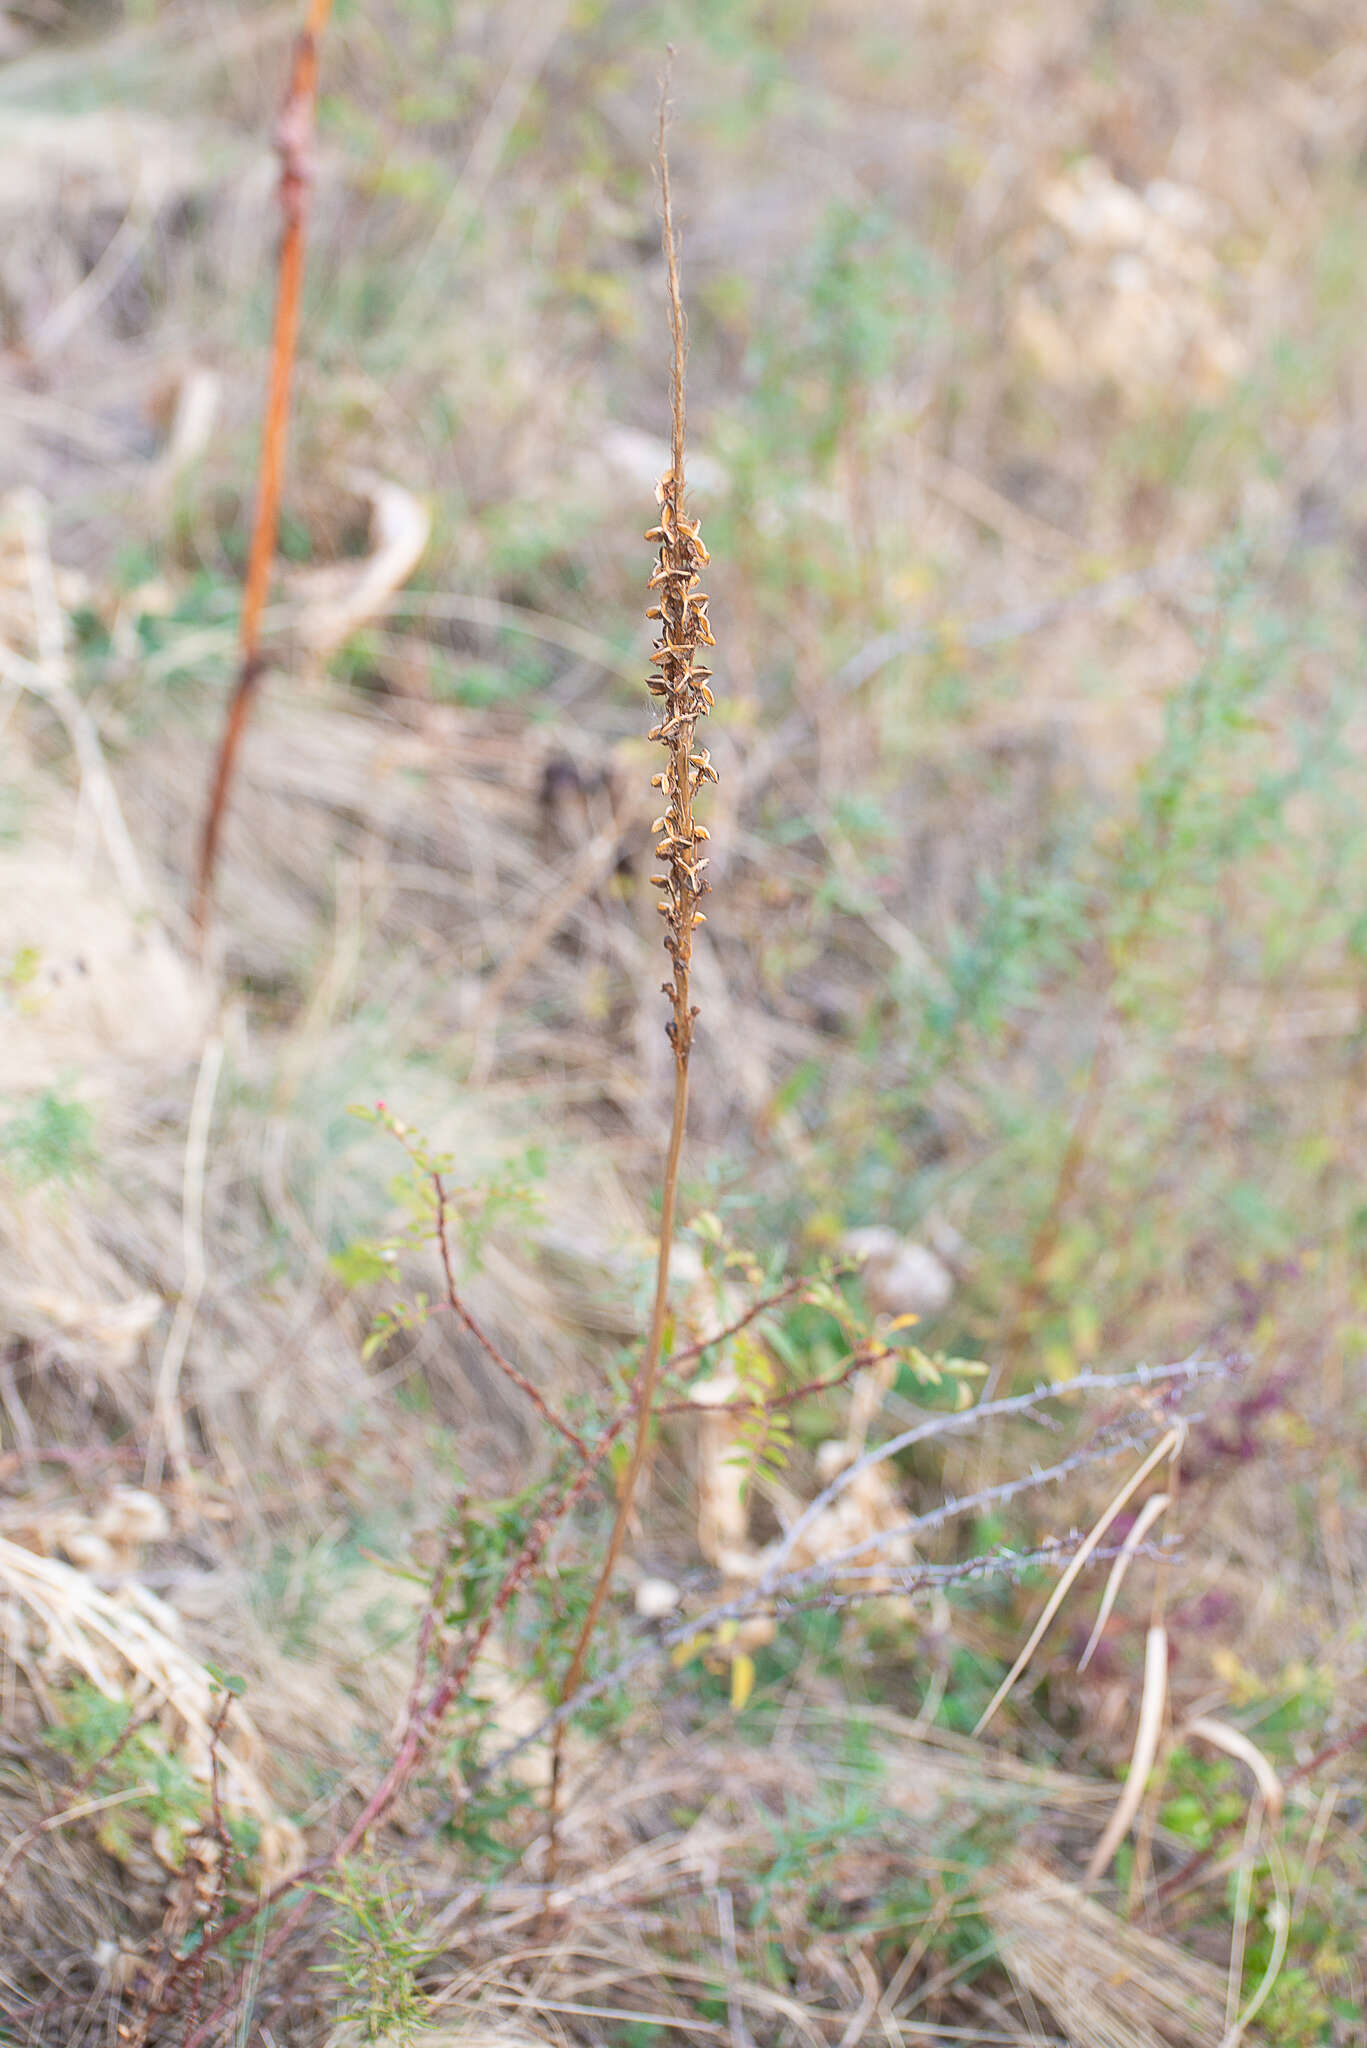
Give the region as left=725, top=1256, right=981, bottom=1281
left=317, top=1861, right=433, bottom=2044
left=0, top=1089, right=96, bottom=1190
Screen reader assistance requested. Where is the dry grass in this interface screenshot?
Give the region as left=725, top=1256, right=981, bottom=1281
left=2, top=1, right=1366, bottom=2043
left=987, top=1853, right=1230, bottom=2048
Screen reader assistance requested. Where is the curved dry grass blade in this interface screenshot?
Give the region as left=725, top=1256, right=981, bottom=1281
left=974, top=1425, right=1181, bottom=1735
left=1219, top=1823, right=1289, bottom=2046
left=1086, top=1622, right=1168, bottom=1880
left=1185, top=1716, right=1284, bottom=1817
left=294, top=471, right=431, bottom=656
left=1077, top=1489, right=1169, bottom=1672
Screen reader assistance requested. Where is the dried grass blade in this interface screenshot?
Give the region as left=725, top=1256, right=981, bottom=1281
left=1077, top=1489, right=1169, bottom=1671
left=1185, top=1716, right=1283, bottom=1817
left=974, top=1425, right=1180, bottom=1735
left=1086, top=1622, right=1168, bottom=1880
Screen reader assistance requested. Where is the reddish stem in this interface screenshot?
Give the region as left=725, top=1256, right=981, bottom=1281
left=194, top=0, right=333, bottom=933
left=432, top=1170, right=590, bottom=1457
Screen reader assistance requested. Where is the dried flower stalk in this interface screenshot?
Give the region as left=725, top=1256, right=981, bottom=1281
left=645, top=402, right=716, bottom=1062
left=550, top=91, right=716, bottom=1854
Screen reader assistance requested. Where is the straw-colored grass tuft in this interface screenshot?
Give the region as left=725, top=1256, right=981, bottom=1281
left=0, top=1534, right=283, bottom=1834
left=986, top=1853, right=1230, bottom=2048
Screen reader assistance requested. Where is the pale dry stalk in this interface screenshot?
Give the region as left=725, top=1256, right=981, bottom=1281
left=550, top=95, right=717, bottom=1848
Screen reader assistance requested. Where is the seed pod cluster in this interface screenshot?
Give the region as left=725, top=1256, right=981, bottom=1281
left=645, top=468, right=717, bottom=1062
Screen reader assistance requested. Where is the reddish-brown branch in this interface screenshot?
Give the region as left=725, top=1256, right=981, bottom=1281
left=174, top=1692, right=235, bottom=2045
left=432, top=1170, right=590, bottom=1457
left=655, top=1339, right=888, bottom=1419
left=1285, top=1715, right=1367, bottom=1788
left=658, top=1274, right=816, bottom=1375
left=194, top=0, right=333, bottom=935
left=176, top=1406, right=630, bottom=2043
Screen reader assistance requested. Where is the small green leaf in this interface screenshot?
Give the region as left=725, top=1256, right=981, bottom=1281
left=330, top=1240, right=398, bottom=1288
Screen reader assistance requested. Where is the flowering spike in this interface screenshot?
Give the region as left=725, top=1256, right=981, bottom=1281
left=642, top=462, right=718, bottom=1065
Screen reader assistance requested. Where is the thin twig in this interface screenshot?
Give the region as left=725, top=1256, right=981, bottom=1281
left=767, top=1356, right=1225, bottom=1591
left=380, top=1117, right=592, bottom=1456
left=475, top=1396, right=1209, bottom=1787
left=432, top=1170, right=590, bottom=1457
left=656, top=1341, right=882, bottom=1419
left=660, top=1274, right=821, bottom=1374
left=764, top=1427, right=1183, bottom=1589
left=174, top=1691, right=236, bottom=2045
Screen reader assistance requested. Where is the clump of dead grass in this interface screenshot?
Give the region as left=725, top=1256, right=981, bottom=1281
left=3, top=6, right=1366, bottom=2045
left=987, top=1852, right=1230, bottom=2048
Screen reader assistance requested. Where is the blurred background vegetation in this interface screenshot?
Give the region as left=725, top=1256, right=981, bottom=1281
left=1, top=1, right=1366, bottom=2042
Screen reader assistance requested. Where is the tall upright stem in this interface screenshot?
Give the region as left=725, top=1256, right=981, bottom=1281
left=548, top=85, right=717, bottom=1878
left=556, top=1062, right=688, bottom=1712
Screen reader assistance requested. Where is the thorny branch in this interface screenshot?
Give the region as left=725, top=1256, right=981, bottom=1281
left=164, top=1344, right=1223, bottom=2047
left=657, top=1336, right=887, bottom=1418
left=473, top=1359, right=1229, bottom=1794
left=176, top=1406, right=633, bottom=2046
left=172, top=1691, right=236, bottom=2046
left=764, top=1352, right=1233, bottom=1586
